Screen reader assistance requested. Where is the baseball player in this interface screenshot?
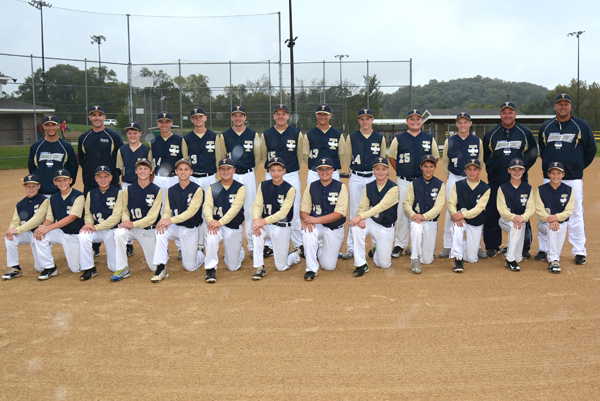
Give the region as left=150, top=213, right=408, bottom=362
left=78, top=166, right=123, bottom=281
left=439, top=112, right=483, bottom=258
left=482, top=102, right=537, bottom=258
left=537, top=93, right=596, bottom=265
left=33, top=169, right=85, bottom=280
left=28, top=115, right=78, bottom=197
left=116, top=121, right=152, bottom=258
left=388, top=109, right=439, bottom=258
left=152, top=158, right=205, bottom=283
left=342, top=108, right=387, bottom=260
left=260, top=104, right=303, bottom=255
left=497, top=158, right=535, bottom=272
left=112, top=159, right=163, bottom=282
left=350, top=157, right=399, bottom=277
left=251, top=157, right=296, bottom=280
left=203, top=158, right=246, bottom=283
left=303, top=104, right=346, bottom=185
left=402, top=155, right=446, bottom=274
left=291, top=157, right=348, bottom=281
left=447, top=159, right=490, bottom=273
left=221, top=105, right=261, bottom=254
left=2, top=174, right=49, bottom=280
left=534, top=162, right=574, bottom=273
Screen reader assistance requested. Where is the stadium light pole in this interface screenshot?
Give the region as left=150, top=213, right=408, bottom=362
left=91, top=35, right=107, bottom=105
left=335, top=54, right=349, bottom=132
left=285, top=0, right=298, bottom=125
left=567, top=31, right=585, bottom=117
left=29, top=1, right=52, bottom=106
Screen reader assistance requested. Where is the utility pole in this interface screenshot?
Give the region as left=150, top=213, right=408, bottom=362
left=567, top=31, right=585, bottom=117
left=91, top=35, right=106, bottom=104
left=29, top=1, right=52, bottom=106
left=285, top=0, right=297, bottom=125
left=335, top=54, right=349, bottom=132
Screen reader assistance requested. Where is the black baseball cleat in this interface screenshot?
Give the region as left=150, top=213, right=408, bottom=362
left=574, top=255, right=586, bottom=265
left=126, top=244, right=135, bottom=258
left=522, top=250, right=531, bottom=259
left=80, top=267, right=97, bottom=281
left=534, top=251, right=547, bottom=261
left=505, top=259, right=520, bottom=272
left=2, top=266, right=22, bottom=280
left=38, top=266, right=58, bottom=281
left=486, top=249, right=498, bottom=258
left=391, top=246, right=403, bottom=258
left=453, top=259, right=464, bottom=273
left=353, top=263, right=369, bottom=277
left=298, top=245, right=305, bottom=259
left=205, top=268, right=216, bottom=284
left=500, top=246, right=508, bottom=255
left=304, top=271, right=315, bottom=281
left=263, top=247, right=273, bottom=258
left=252, top=266, right=266, bottom=281
left=368, top=247, right=376, bottom=258
left=548, top=261, right=561, bottom=274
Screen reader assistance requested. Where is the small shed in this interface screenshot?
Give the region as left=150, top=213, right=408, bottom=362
left=0, top=99, right=55, bottom=146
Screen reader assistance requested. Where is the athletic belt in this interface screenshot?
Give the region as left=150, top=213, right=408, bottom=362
left=235, top=168, right=253, bottom=175
left=352, top=170, right=373, bottom=177
left=274, top=222, right=291, bottom=228
left=144, top=225, right=156, bottom=230
left=327, top=224, right=345, bottom=230
left=380, top=222, right=396, bottom=228
left=192, top=173, right=213, bottom=178
left=398, top=176, right=416, bottom=182
left=155, top=172, right=175, bottom=177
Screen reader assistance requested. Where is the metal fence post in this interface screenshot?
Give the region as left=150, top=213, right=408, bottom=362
left=85, top=58, right=88, bottom=130
left=178, top=59, right=183, bottom=136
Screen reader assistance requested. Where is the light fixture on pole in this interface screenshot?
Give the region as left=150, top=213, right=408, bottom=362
left=567, top=30, right=585, bottom=117
left=29, top=0, right=52, bottom=106
left=91, top=35, right=107, bottom=104
left=285, top=0, right=297, bottom=125
left=334, top=54, right=349, bottom=132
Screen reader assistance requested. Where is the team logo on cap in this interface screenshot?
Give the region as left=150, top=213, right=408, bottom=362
left=321, top=158, right=327, bottom=164
left=460, top=112, right=466, bottom=117
left=100, top=166, right=107, bottom=171
left=278, top=104, right=284, bottom=109
left=163, top=113, right=168, bottom=118
left=27, top=175, right=32, bottom=180
left=129, top=123, right=135, bottom=128
left=222, top=158, right=227, bottom=163
left=363, top=109, right=369, bottom=113
left=235, top=106, right=241, bottom=111
left=321, top=105, right=327, bottom=111
left=58, top=170, right=63, bottom=175
left=194, top=108, right=199, bottom=114
left=515, top=160, right=521, bottom=165
left=94, top=106, right=100, bottom=111
left=553, top=162, right=559, bottom=167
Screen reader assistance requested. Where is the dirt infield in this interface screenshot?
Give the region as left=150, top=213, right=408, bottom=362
left=1, top=162, right=600, bottom=400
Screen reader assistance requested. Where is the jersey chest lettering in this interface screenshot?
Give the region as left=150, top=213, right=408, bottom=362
left=169, top=144, right=180, bottom=156
left=494, top=140, right=522, bottom=154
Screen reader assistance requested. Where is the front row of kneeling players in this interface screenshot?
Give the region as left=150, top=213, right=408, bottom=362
left=3, top=155, right=574, bottom=282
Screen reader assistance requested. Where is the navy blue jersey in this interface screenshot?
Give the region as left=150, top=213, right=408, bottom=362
left=88, top=186, right=120, bottom=229
left=349, top=130, right=384, bottom=172
left=167, top=182, right=203, bottom=228
left=126, top=182, right=161, bottom=227
left=28, top=138, right=78, bottom=195
left=16, top=194, right=47, bottom=232
left=222, top=127, right=257, bottom=170
left=262, top=126, right=301, bottom=172
left=538, top=116, right=597, bottom=180
left=412, top=176, right=444, bottom=221
left=49, top=189, right=85, bottom=234
left=119, top=144, right=151, bottom=184
left=365, top=179, right=398, bottom=227
left=446, top=134, right=481, bottom=177
left=393, top=131, right=435, bottom=179
left=483, top=123, right=537, bottom=185
left=305, top=126, right=343, bottom=170
left=78, top=129, right=123, bottom=188
left=151, top=134, right=184, bottom=177
left=455, top=179, right=489, bottom=226
left=309, top=179, right=345, bottom=230
left=538, top=183, right=573, bottom=221
left=210, top=180, right=245, bottom=229
left=260, top=180, right=294, bottom=223
left=184, top=130, right=218, bottom=175
left=500, top=181, right=532, bottom=216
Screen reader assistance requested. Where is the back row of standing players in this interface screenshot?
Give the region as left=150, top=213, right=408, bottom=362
left=12, top=92, right=597, bottom=279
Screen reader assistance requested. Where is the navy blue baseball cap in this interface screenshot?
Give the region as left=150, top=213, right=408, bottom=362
left=267, top=157, right=286, bottom=169
left=500, top=102, right=516, bottom=111
left=421, top=155, right=437, bottom=165
left=23, top=174, right=40, bottom=184
left=53, top=169, right=72, bottom=179
left=373, top=157, right=389, bottom=168
left=43, top=115, right=59, bottom=125
left=273, top=104, right=290, bottom=113
left=135, top=159, right=152, bottom=169
left=316, top=104, right=332, bottom=114
left=157, top=111, right=173, bottom=122
left=555, top=93, right=572, bottom=104
left=358, top=108, right=373, bottom=118
left=125, top=122, right=142, bottom=132
left=232, top=105, right=246, bottom=115
left=464, top=159, right=482, bottom=169
left=190, top=107, right=206, bottom=117
left=218, top=158, right=236, bottom=168
left=316, top=158, right=334, bottom=169
left=95, top=165, right=112, bottom=176
left=174, top=158, right=192, bottom=168
left=89, top=105, right=105, bottom=115
left=456, top=112, right=471, bottom=121
left=548, top=161, right=565, bottom=172
left=509, top=158, right=525, bottom=169
left=406, top=109, right=423, bottom=118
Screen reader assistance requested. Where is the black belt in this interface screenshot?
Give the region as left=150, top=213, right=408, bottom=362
left=236, top=168, right=253, bottom=175
left=398, top=176, right=416, bottom=182
left=352, top=170, right=373, bottom=177
left=193, top=173, right=214, bottom=178
left=327, top=224, right=344, bottom=230
left=381, top=223, right=396, bottom=228
left=274, top=222, right=291, bottom=228
left=145, top=225, right=156, bottom=230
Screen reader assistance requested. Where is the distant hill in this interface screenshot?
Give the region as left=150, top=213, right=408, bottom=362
left=383, top=75, right=550, bottom=117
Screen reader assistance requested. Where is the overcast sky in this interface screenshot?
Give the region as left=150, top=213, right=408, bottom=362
left=2, top=0, right=599, bottom=96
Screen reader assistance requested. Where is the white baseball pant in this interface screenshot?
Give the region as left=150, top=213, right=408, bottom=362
left=205, top=225, right=245, bottom=271
left=450, top=223, right=483, bottom=263
left=190, top=174, right=217, bottom=248
left=153, top=175, right=179, bottom=214
left=265, top=170, right=302, bottom=248
left=301, top=224, right=345, bottom=274
left=352, top=219, right=395, bottom=269
left=253, top=224, right=292, bottom=271
left=537, top=220, right=568, bottom=262
left=5, top=232, right=42, bottom=271
left=306, top=169, right=340, bottom=186
left=79, top=229, right=117, bottom=272
left=233, top=170, right=257, bottom=252
left=499, top=217, right=525, bottom=263
left=114, top=227, right=157, bottom=271
left=345, top=173, right=376, bottom=252
left=121, top=183, right=134, bottom=246
left=409, top=220, right=438, bottom=265
left=35, top=230, right=81, bottom=272
left=393, top=178, right=411, bottom=248
left=442, top=173, right=466, bottom=249
left=153, top=225, right=205, bottom=271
